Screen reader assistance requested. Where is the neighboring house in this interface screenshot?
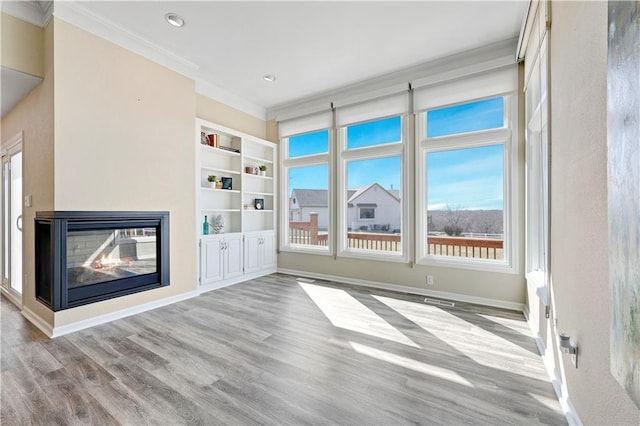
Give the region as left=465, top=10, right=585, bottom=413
left=290, top=183, right=401, bottom=232
left=289, top=189, right=329, bottom=230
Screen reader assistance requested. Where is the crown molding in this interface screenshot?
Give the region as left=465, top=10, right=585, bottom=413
left=196, top=79, right=267, bottom=121
left=1, top=0, right=49, bottom=27
left=267, top=37, right=518, bottom=121
left=51, top=1, right=268, bottom=121
left=53, top=1, right=200, bottom=79
left=40, top=0, right=54, bottom=26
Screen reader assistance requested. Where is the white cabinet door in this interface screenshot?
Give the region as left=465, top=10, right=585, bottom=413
left=200, top=237, right=224, bottom=285
left=243, top=233, right=262, bottom=275
left=261, top=231, right=276, bottom=269
left=224, top=234, right=244, bottom=280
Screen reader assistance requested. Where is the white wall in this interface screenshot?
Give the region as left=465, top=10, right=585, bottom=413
left=1, top=19, right=54, bottom=325
left=52, top=18, right=197, bottom=327
left=529, top=1, right=640, bottom=423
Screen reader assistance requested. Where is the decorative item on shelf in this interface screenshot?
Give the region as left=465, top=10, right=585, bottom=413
left=218, top=145, right=240, bottom=153
left=259, top=165, right=267, bottom=176
left=207, top=175, right=217, bottom=188
left=254, top=198, right=264, bottom=210
left=212, top=214, right=224, bottom=234
left=200, top=132, right=209, bottom=145
left=207, top=133, right=219, bottom=147
left=202, top=215, right=209, bottom=235
left=245, top=165, right=257, bottom=174
left=221, top=177, right=233, bottom=190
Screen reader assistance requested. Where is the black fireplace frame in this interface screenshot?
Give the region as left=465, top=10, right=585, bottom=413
left=35, top=211, right=170, bottom=311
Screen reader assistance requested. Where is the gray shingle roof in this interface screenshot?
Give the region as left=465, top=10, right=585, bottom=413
left=292, top=183, right=399, bottom=207
left=291, top=189, right=328, bottom=206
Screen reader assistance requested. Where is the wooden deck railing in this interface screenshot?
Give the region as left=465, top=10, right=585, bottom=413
left=346, top=232, right=401, bottom=251
left=427, top=236, right=503, bottom=260
left=289, top=216, right=503, bottom=259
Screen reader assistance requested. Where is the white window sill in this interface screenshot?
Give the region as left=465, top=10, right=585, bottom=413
left=338, top=249, right=407, bottom=264
left=417, top=255, right=518, bottom=275
left=279, top=245, right=332, bottom=256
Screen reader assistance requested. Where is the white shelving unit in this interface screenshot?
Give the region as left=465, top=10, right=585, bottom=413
left=196, top=118, right=277, bottom=291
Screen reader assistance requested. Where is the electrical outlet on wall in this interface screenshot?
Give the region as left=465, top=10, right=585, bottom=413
left=426, top=275, right=434, bottom=285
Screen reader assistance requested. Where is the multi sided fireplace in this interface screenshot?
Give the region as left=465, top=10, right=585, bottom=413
left=35, top=211, right=169, bottom=311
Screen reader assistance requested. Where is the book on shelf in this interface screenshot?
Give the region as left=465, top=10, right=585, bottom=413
left=207, top=133, right=219, bottom=148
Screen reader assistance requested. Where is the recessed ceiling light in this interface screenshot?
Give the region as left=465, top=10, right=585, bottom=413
left=165, top=13, right=184, bottom=28
left=263, top=74, right=276, bottom=82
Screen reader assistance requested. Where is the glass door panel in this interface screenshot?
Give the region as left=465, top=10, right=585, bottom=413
left=2, top=160, right=9, bottom=285
left=1, top=146, right=22, bottom=297
left=10, top=151, right=22, bottom=294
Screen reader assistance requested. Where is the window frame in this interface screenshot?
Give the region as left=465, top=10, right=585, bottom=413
left=416, top=94, right=519, bottom=274
left=337, top=115, right=408, bottom=262
left=358, top=206, right=376, bottom=220
left=279, top=129, right=333, bottom=256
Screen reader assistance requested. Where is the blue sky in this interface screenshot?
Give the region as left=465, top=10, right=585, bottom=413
left=288, top=97, right=504, bottom=210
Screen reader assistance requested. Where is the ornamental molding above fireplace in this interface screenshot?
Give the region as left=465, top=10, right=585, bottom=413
left=35, top=211, right=170, bottom=311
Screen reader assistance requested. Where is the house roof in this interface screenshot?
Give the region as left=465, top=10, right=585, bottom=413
left=292, top=183, right=399, bottom=207
left=291, top=189, right=328, bottom=207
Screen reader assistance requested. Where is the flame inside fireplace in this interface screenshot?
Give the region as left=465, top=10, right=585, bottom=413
left=92, top=253, right=121, bottom=269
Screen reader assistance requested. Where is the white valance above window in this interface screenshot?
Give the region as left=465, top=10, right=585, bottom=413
left=413, top=65, right=518, bottom=112
left=278, top=110, right=333, bottom=138
left=335, top=90, right=409, bottom=127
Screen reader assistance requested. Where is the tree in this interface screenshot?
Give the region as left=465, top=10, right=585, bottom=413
left=443, top=204, right=465, bottom=236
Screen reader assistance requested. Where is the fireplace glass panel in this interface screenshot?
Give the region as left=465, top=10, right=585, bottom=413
left=67, top=227, right=157, bottom=288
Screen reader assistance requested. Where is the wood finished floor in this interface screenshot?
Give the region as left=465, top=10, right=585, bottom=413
left=1, top=274, right=566, bottom=425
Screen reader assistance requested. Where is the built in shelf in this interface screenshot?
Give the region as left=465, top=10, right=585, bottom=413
left=244, top=154, right=273, bottom=164
left=201, top=166, right=240, bottom=175
left=244, top=173, right=273, bottom=180
left=200, top=187, right=241, bottom=193
left=201, top=208, right=241, bottom=213
left=200, top=145, right=240, bottom=156
left=244, top=209, right=274, bottom=213
left=244, top=191, right=273, bottom=196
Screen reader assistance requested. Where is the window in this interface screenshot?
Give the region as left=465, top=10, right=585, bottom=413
left=359, top=206, right=375, bottom=220
left=426, top=97, right=504, bottom=137
left=339, top=116, right=405, bottom=259
left=524, top=16, right=550, bottom=299
left=289, top=130, right=329, bottom=158
left=347, top=116, right=401, bottom=149
left=417, top=96, right=517, bottom=272
left=281, top=129, right=331, bottom=253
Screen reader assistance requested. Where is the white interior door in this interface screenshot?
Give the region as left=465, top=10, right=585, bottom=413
left=2, top=141, right=23, bottom=299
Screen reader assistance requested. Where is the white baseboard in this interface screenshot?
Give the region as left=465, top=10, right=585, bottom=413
left=277, top=268, right=525, bottom=312
left=49, top=290, right=199, bottom=338
left=1, top=287, right=23, bottom=310
left=22, top=268, right=278, bottom=338
left=198, top=268, right=277, bottom=295
left=527, top=321, right=583, bottom=426
left=22, top=305, right=54, bottom=338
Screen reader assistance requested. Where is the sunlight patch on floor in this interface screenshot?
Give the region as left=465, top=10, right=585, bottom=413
left=299, top=283, right=419, bottom=348
left=527, top=392, right=565, bottom=414
left=373, top=295, right=544, bottom=380
left=349, top=341, right=473, bottom=388
left=476, top=313, right=530, bottom=336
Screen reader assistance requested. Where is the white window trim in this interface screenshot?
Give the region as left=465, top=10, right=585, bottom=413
left=279, top=130, right=333, bottom=255
left=337, top=116, right=408, bottom=262
left=416, top=94, right=519, bottom=274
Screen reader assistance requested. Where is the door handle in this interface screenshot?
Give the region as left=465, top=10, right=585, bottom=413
left=16, top=215, right=23, bottom=232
